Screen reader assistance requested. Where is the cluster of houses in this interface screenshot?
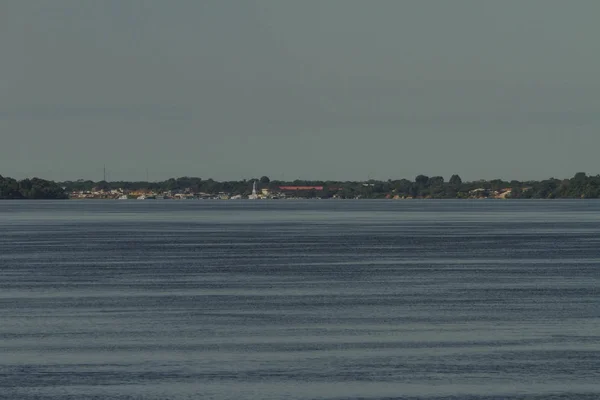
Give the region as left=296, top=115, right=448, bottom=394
left=468, top=188, right=514, bottom=199
left=69, top=189, right=200, bottom=200
left=69, top=188, right=246, bottom=200
left=385, top=187, right=518, bottom=200
left=68, top=185, right=523, bottom=200
left=68, top=186, right=318, bottom=200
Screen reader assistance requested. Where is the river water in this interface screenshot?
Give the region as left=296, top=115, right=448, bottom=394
left=1, top=200, right=599, bottom=399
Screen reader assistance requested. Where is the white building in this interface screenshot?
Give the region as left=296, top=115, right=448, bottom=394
left=248, top=181, right=259, bottom=199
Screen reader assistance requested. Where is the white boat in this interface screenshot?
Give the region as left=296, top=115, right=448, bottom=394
left=118, top=195, right=128, bottom=200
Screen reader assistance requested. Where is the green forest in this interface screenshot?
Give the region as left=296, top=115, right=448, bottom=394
left=0, top=175, right=68, bottom=199
left=2, top=172, right=600, bottom=199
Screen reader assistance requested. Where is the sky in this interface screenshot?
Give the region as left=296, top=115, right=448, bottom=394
left=1, top=0, right=599, bottom=182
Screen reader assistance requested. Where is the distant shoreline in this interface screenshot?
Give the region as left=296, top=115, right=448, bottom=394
left=2, top=172, right=599, bottom=199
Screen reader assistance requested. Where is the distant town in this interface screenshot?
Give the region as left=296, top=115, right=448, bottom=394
left=69, top=184, right=334, bottom=200
left=66, top=183, right=516, bottom=200
left=2, top=172, right=600, bottom=200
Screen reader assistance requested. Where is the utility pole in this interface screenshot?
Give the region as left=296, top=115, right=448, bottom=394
left=103, top=165, right=106, bottom=182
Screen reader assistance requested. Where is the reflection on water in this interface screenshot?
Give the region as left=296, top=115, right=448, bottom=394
left=1, top=200, right=599, bottom=399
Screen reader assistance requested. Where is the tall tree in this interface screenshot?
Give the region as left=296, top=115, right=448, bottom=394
left=449, top=174, right=462, bottom=186
left=415, top=175, right=429, bottom=187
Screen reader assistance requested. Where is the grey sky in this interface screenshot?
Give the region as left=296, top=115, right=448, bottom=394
left=1, top=0, right=599, bottom=182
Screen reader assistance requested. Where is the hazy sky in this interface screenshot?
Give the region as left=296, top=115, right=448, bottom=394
left=1, top=1, right=599, bottom=182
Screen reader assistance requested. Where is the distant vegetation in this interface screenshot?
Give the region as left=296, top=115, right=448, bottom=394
left=60, top=172, right=600, bottom=199
left=0, top=175, right=68, bottom=199
left=3, top=172, right=600, bottom=199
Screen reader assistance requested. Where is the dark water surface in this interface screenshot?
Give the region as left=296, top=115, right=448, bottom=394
left=1, top=200, right=599, bottom=399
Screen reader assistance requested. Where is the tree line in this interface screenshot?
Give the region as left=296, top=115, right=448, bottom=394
left=3, top=172, right=600, bottom=199
left=60, top=172, right=600, bottom=199
left=0, top=175, right=68, bottom=199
